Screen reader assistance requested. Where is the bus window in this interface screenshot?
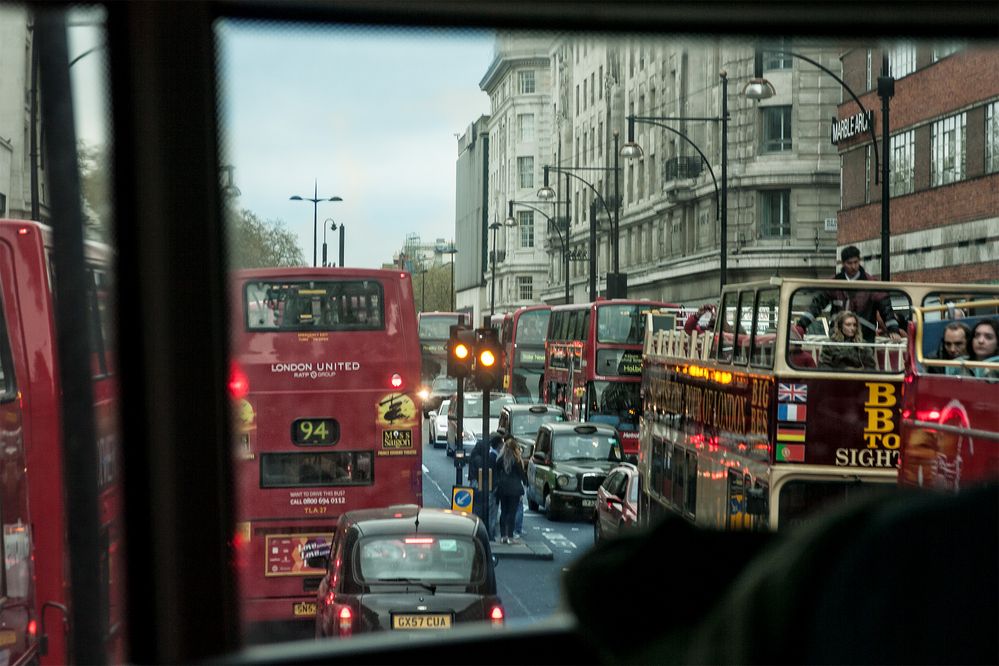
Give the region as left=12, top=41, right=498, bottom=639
left=751, top=288, right=779, bottom=368
left=734, top=291, right=753, bottom=365
left=597, top=304, right=642, bottom=344
left=714, top=292, right=738, bottom=363
left=788, top=287, right=911, bottom=373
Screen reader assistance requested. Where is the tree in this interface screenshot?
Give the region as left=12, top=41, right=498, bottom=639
left=78, top=141, right=112, bottom=243
left=228, top=208, right=305, bottom=268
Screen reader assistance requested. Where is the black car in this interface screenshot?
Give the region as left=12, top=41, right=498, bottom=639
left=496, top=404, right=567, bottom=462
left=525, top=423, right=623, bottom=521
left=315, top=506, right=504, bottom=638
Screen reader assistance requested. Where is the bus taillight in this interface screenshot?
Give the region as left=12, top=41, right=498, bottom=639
left=228, top=362, right=249, bottom=400
left=28, top=620, right=37, bottom=638
left=390, top=373, right=403, bottom=389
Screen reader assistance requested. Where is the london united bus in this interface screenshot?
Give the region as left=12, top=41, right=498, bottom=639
left=543, top=299, right=681, bottom=456
left=638, top=277, right=999, bottom=531
left=229, top=268, right=423, bottom=640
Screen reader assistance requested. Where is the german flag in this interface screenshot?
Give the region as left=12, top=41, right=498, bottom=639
left=776, top=425, right=806, bottom=442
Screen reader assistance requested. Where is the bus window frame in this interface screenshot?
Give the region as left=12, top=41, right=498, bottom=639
left=750, top=288, right=780, bottom=370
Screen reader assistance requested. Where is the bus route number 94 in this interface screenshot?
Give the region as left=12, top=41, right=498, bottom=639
left=291, top=418, right=339, bottom=446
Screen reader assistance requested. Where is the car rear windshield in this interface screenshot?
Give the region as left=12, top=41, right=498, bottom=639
left=553, top=434, right=620, bottom=462
left=463, top=394, right=516, bottom=418
left=356, top=536, right=484, bottom=584
left=511, top=411, right=564, bottom=436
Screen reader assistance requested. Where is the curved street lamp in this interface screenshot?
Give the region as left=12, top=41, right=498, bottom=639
left=289, top=181, right=342, bottom=267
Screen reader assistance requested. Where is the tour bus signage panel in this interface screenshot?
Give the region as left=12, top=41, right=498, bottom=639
left=646, top=361, right=902, bottom=469
left=516, top=349, right=546, bottom=366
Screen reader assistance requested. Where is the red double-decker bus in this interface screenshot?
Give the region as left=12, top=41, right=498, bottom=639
left=639, top=278, right=999, bottom=531
left=230, top=268, right=423, bottom=641
left=542, top=299, right=680, bottom=455
left=899, top=296, right=999, bottom=492
left=494, top=305, right=551, bottom=403
left=0, top=219, right=124, bottom=664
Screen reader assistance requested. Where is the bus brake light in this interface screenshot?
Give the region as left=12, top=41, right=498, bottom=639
left=390, top=373, right=403, bottom=388
left=228, top=362, right=249, bottom=400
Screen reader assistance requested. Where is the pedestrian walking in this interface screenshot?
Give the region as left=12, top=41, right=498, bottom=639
left=493, top=438, right=527, bottom=544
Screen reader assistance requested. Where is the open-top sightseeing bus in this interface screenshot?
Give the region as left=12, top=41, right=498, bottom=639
left=898, top=296, right=999, bottom=492
left=543, top=299, right=681, bottom=456
left=229, top=268, right=423, bottom=641
left=639, top=277, right=999, bottom=531
left=0, top=219, right=124, bottom=664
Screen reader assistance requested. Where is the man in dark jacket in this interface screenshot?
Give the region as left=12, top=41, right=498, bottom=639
left=468, top=433, right=501, bottom=540
left=796, top=245, right=902, bottom=343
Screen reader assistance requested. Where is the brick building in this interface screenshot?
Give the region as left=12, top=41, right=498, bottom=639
left=836, top=44, right=999, bottom=283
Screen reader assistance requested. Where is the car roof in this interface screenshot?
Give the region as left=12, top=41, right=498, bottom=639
left=542, top=422, right=618, bottom=436
left=501, top=404, right=564, bottom=415
left=341, top=506, right=480, bottom=538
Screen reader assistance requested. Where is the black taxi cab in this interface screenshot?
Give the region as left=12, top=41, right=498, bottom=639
left=314, top=506, right=504, bottom=638
left=525, top=423, right=623, bottom=521
left=496, top=404, right=567, bottom=462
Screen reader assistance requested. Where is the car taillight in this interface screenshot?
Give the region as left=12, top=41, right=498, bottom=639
left=489, top=605, right=504, bottom=626
left=390, top=373, right=403, bottom=389
left=228, top=362, right=249, bottom=400
left=337, top=605, right=353, bottom=637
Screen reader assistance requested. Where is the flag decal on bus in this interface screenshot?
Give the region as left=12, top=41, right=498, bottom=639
left=777, top=383, right=808, bottom=403
left=776, top=425, right=806, bottom=442
left=777, top=403, right=807, bottom=422
left=776, top=444, right=805, bottom=462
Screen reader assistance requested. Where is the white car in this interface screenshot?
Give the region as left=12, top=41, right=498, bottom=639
left=428, top=399, right=450, bottom=448
left=446, top=392, right=516, bottom=456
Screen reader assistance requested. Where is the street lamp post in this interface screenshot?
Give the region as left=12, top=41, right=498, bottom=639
left=442, top=243, right=457, bottom=311
left=537, top=164, right=621, bottom=299
left=489, top=221, right=500, bottom=316
left=322, top=218, right=337, bottom=267
left=338, top=223, right=346, bottom=268
left=507, top=199, right=571, bottom=304
left=621, top=71, right=729, bottom=291
left=745, top=48, right=892, bottom=278
left=289, top=181, right=342, bottom=267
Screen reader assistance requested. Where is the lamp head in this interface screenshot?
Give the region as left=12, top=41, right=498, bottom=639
left=743, top=79, right=776, bottom=100
left=329, top=196, right=343, bottom=202
left=289, top=195, right=303, bottom=201
left=620, top=142, right=643, bottom=159
left=537, top=186, right=556, bottom=201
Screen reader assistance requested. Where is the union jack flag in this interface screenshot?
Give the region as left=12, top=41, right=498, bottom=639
left=777, top=382, right=808, bottom=403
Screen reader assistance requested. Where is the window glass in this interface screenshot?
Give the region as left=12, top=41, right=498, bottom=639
left=751, top=288, right=780, bottom=368
left=760, top=189, right=791, bottom=238
left=762, top=106, right=792, bottom=152
left=259, top=452, right=373, bottom=487
left=552, top=433, right=620, bottom=462
left=357, top=536, right=482, bottom=584
left=734, top=292, right=753, bottom=365
left=890, top=130, right=915, bottom=196
left=419, top=314, right=463, bottom=339
left=715, top=292, right=738, bottom=362
left=788, top=287, right=911, bottom=373
left=931, top=112, right=967, bottom=186
left=516, top=309, right=549, bottom=345
left=246, top=280, right=384, bottom=331
left=596, top=304, right=643, bottom=344
left=986, top=101, right=999, bottom=174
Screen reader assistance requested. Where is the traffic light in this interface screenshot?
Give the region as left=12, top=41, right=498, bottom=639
left=447, top=324, right=475, bottom=378
left=473, top=328, right=502, bottom=390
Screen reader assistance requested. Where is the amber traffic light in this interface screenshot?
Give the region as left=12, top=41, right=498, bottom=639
left=447, top=325, right=475, bottom=378
left=473, top=328, right=502, bottom=390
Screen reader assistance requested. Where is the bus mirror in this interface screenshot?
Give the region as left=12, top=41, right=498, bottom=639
left=746, top=487, right=767, bottom=516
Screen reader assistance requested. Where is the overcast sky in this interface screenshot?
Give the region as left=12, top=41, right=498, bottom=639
left=216, top=21, right=494, bottom=268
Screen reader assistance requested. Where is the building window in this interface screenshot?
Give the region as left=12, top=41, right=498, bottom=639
left=518, top=113, right=534, bottom=142
left=582, top=79, right=587, bottom=110
left=0, top=193, right=5, bottom=217
left=519, top=70, right=535, bottom=94
left=932, top=43, right=962, bottom=61
left=987, top=101, right=999, bottom=174
left=518, top=211, right=534, bottom=248
left=590, top=73, right=595, bottom=105
left=598, top=66, right=603, bottom=99
left=762, top=38, right=792, bottom=70
left=931, top=112, right=967, bottom=186
left=517, top=276, right=533, bottom=301
left=517, top=156, right=534, bottom=189
left=760, top=190, right=791, bottom=238
left=890, top=130, right=915, bottom=197
left=762, top=106, right=792, bottom=152
left=866, top=49, right=872, bottom=91
left=865, top=146, right=871, bottom=204
left=890, top=43, right=917, bottom=79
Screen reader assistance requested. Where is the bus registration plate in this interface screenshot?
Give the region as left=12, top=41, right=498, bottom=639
left=293, top=601, right=317, bottom=617
left=392, top=614, right=452, bottom=630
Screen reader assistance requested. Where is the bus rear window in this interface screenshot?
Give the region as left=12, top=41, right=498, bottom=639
left=245, top=280, right=384, bottom=331
left=260, top=452, right=373, bottom=488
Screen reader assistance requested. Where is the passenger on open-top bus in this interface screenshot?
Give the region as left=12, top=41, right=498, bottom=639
left=948, top=319, right=999, bottom=378
left=820, top=311, right=877, bottom=370
left=796, top=245, right=902, bottom=343
left=929, top=321, right=972, bottom=374
left=683, top=303, right=716, bottom=335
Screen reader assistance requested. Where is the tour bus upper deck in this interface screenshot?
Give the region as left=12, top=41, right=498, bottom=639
left=898, top=296, right=999, bottom=492
left=640, top=277, right=999, bottom=530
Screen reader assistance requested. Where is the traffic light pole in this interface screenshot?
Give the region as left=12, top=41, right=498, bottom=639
left=454, top=380, right=464, bottom=486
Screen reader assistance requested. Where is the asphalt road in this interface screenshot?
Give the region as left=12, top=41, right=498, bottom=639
left=421, top=419, right=596, bottom=627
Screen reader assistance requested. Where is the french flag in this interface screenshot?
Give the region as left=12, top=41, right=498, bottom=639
left=777, top=403, right=807, bottom=422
